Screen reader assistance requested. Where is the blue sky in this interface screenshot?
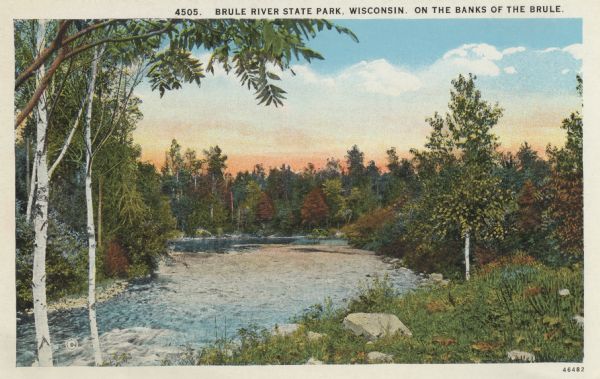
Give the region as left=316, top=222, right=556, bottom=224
left=307, top=19, right=582, bottom=72
left=134, top=19, right=583, bottom=172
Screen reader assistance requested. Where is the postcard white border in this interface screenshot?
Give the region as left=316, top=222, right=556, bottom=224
left=1, top=0, right=599, bottom=378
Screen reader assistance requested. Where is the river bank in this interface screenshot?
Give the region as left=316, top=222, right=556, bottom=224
left=192, top=258, right=584, bottom=364
left=17, top=241, right=421, bottom=366
left=19, top=279, right=129, bottom=316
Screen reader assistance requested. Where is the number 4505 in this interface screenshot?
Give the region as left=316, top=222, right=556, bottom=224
left=175, top=8, right=199, bottom=16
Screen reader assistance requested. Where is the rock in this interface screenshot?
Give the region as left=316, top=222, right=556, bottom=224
left=573, top=315, right=584, bottom=328
left=389, top=258, right=400, bottom=264
left=429, top=273, right=443, bottom=282
left=439, top=279, right=450, bottom=287
left=507, top=350, right=535, bottom=362
left=367, top=351, right=394, bottom=363
left=366, top=341, right=374, bottom=346
left=272, top=323, right=300, bottom=337
left=305, top=357, right=324, bottom=365
left=307, top=331, right=325, bottom=341
left=558, top=288, right=570, bottom=297
left=343, top=313, right=412, bottom=341
left=61, top=327, right=179, bottom=366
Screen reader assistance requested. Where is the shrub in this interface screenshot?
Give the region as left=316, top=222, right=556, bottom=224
left=104, top=240, right=129, bottom=277
left=343, top=207, right=396, bottom=248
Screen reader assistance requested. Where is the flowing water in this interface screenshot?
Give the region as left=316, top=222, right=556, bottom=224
left=16, top=237, right=420, bottom=366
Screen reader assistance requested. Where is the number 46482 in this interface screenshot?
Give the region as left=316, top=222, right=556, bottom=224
left=563, top=367, right=584, bottom=373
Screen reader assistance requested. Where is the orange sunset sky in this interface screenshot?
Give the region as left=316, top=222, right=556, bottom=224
left=131, top=19, right=582, bottom=173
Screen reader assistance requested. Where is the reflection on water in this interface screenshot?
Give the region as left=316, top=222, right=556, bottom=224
left=168, top=236, right=347, bottom=253
left=17, top=238, right=419, bottom=366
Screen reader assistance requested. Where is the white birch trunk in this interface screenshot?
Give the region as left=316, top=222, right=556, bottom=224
left=84, top=47, right=102, bottom=366
left=464, top=231, right=471, bottom=281
left=31, top=19, right=53, bottom=367
left=25, top=152, right=38, bottom=223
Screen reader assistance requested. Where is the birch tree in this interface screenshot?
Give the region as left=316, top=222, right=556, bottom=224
left=83, top=46, right=102, bottom=365
left=16, top=18, right=356, bottom=366
left=30, top=19, right=53, bottom=367
left=418, top=74, right=511, bottom=280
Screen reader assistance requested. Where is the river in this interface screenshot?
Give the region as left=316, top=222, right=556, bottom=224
left=16, top=237, right=420, bottom=366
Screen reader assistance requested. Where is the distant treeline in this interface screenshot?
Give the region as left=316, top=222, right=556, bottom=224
left=160, top=74, right=583, bottom=278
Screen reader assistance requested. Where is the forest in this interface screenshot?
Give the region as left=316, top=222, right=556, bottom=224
left=158, top=73, right=583, bottom=278
left=14, top=18, right=583, bottom=366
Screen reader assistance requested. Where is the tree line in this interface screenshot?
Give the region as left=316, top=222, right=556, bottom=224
left=159, top=140, right=415, bottom=237
left=343, top=74, right=583, bottom=280
left=156, top=73, right=582, bottom=284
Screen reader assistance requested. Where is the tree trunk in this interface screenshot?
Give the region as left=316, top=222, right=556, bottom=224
left=26, top=136, right=30, bottom=199
left=31, top=19, right=53, bottom=367
left=97, top=176, right=102, bottom=247
left=464, top=231, right=471, bottom=281
left=25, top=148, right=38, bottom=223
left=84, top=47, right=102, bottom=366
left=230, top=191, right=234, bottom=223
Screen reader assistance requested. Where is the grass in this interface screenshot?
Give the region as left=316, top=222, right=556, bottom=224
left=172, top=256, right=583, bottom=365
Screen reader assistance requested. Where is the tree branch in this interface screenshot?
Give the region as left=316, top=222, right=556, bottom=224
left=15, top=20, right=71, bottom=89
left=15, top=47, right=66, bottom=129
left=63, top=23, right=172, bottom=61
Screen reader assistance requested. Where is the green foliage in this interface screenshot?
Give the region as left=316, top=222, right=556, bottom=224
left=147, top=49, right=204, bottom=97
left=16, top=208, right=88, bottom=311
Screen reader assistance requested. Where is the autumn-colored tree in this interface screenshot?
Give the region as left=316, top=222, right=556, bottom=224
left=256, top=192, right=275, bottom=222
left=301, top=187, right=329, bottom=227
left=104, top=240, right=129, bottom=277
left=546, top=75, right=583, bottom=256
left=517, top=180, right=542, bottom=233
left=548, top=172, right=583, bottom=255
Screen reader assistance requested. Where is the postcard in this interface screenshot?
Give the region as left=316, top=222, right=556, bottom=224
left=2, top=0, right=599, bottom=378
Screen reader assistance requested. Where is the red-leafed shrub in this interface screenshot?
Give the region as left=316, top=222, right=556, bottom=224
left=104, top=240, right=129, bottom=277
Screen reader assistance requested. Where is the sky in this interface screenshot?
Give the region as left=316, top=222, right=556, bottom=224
left=132, top=19, right=583, bottom=173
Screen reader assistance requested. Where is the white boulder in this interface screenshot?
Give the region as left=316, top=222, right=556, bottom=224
left=507, top=350, right=535, bottom=362
left=367, top=351, right=394, bottom=363
left=343, top=313, right=412, bottom=341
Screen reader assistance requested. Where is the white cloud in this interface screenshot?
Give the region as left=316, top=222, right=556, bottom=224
left=539, top=44, right=582, bottom=60
left=448, top=57, right=501, bottom=76
left=563, top=44, right=582, bottom=60
left=438, top=44, right=505, bottom=77
left=502, top=46, right=526, bottom=56
left=291, top=65, right=335, bottom=87
left=290, top=59, right=421, bottom=97
left=504, top=66, right=517, bottom=74
left=561, top=68, right=571, bottom=75
left=443, top=43, right=503, bottom=61
left=338, top=59, right=422, bottom=96
left=541, top=47, right=560, bottom=53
